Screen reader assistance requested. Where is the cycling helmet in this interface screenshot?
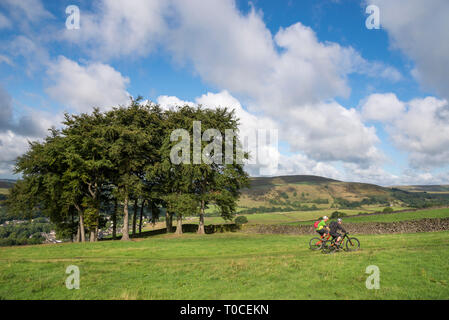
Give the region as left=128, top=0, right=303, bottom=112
left=337, top=218, right=342, bottom=222
left=323, top=216, right=329, bottom=220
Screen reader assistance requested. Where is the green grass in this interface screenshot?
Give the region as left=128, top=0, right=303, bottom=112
left=0, top=231, right=448, bottom=299
left=204, top=209, right=366, bottom=225
left=0, top=188, right=9, bottom=195
left=286, top=208, right=449, bottom=226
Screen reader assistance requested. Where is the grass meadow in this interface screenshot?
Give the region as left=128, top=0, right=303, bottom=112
left=0, top=231, right=448, bottom=299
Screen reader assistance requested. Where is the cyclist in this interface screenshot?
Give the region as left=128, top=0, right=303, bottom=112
left=329, top=218, right=347, bottom=246
left=315, top=216, right=329, bottom=238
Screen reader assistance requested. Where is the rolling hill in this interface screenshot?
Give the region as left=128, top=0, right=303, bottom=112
left=236, top=175, right=396, bottom=212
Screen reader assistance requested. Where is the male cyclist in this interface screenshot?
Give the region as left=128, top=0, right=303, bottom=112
left=315, top=216, right=329, bottom=238
left=329, top=218, right=347, bottom=246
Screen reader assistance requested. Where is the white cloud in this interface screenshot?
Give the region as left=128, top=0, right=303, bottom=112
left=367, top=0, right=449, bottom=99
left=7, top=36, right=50, bottom=75
left=282, top=101, right=383, bottom=166
left=62, top=0, right=169, bottom=59
left=156, top=91, right=384, bottom=175
left=361, top=93, right=406, bottom=122
left=46, top=56, right=130, bottom=113
left=362, top=93, right=449, bottom=169
left=0, top=0, right=53, bottom=24
left=61, top=0, right=400, bottom=112
left=157, top=95, right=195, bottom=110
left=0, top=12, right=11, bottom=29
left=53, top=0, right=399, bottom=170
left=0, top=55, right=13, bottom=66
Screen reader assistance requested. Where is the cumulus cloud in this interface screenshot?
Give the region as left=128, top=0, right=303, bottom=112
left=62, top=0, right=169, bottom=59
left=361, top=93, right=406, bottom=122
left=156, top=91, right=383, bottom=175
left=46, top=56, right=131, bottom=113
left=0, top=0, right=53, bottom=23
left=163, top=3, right=400, bottom=114
left=362, top=93, right=449, bottom=169
left=61, top=0, right=400, bottom=111
left=0, top=85, right=64, bottom=178
left=367, top=0, right=449, bottom=99
left=282, top=102, right=383, bottom=166
left=157, top=95, right=195, bottom=109
left=0, top=12, right=11, bottom=29
left=6, top=36, right=50, bottom=75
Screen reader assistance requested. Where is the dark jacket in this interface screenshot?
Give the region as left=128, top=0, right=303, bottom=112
left=329, top=221, right=346, bottom=234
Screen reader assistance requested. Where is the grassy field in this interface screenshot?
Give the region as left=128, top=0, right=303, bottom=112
left=0, top=231, right=448, bottom=299
left=0, top=188, right=9, bottom=195
left=286, top=208, right=449, bottom=226
left=202, top=209, right=362, bottom=225
left=141, top=207, right=445, bottom=232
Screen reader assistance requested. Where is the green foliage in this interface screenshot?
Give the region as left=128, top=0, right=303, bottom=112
left=383, top=207, right=394, bottom=213
left=164, top=194, right=199, bottom=218
left=5, top=98, right=250, bottom=243
left=0, top=220, right=51, bottom=246
left=279, top=192, right=288, bottom=199
left=390, top=188, right=449, bottom=208
left=330, top=211, right=347, bottom=219
left=333, top=196, right=390, bottom=209
left=234, top=216, right=248, bottom=225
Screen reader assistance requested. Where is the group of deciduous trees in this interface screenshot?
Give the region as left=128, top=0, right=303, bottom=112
left=6, top=97, right=249, bottom=242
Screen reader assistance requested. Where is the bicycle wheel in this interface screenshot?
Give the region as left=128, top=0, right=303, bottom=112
left=321, top=240, right=335, bottom=254
left=309, top=237, right=323, bottom=250
left=345, top=237, right=360, bottom=251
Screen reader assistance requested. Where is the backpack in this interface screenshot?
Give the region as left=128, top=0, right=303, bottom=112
left=313, top=220, right=320, bottom=229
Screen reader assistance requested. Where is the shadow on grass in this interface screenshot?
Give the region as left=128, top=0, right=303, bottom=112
left=100, top=223, right=241, bottom=241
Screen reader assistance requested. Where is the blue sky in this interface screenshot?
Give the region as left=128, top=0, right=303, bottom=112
left=0, top=0, right=448, bottom=185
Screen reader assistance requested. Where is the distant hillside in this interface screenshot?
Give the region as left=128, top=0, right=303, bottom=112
left=0, top=180, right=15, bottom=189
left=237, top=175, right=395, bottom=213
left=391, top=185, right=449, bottom=193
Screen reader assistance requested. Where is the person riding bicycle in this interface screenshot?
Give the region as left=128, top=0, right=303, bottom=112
left=315, top=216, right=329, bottom=238
left=329, top=218, right=347, bottom=246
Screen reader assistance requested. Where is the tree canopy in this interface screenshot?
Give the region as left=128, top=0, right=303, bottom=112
left=6, top=98, right=249, bottom=242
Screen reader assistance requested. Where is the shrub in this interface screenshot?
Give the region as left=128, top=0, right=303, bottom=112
left=234, top=216, right=248, bottom=225
left=330, top=211, right=347, bottom=219
left=383, top=207, right=394, bottom=213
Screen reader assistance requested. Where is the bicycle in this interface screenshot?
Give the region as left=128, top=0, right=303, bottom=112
left=321, top=232, right=360, bottom=254
left=309, top=232, right=331, bottom=250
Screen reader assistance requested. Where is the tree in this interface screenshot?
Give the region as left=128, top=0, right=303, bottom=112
left=62, top=109, right=113, bottom=242
left=8, top=130, right=81, bottom=240
left=163, top=193, right=198, bottom=235
left=105, top=98, right=164, bottom=241
left=161, top=105, right=249, bottom=234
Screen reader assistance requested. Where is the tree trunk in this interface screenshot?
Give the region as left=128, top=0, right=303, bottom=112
left=79, top=212, right=86, bottom=242
left=132, top=198, right=138, bottom=235
left=89, top=229, right=96, bottom=242
left=112, top=199, right=117, bottom=240
left=139, top=200, right=145, bottom=233
left=121, top=195, right=130, bottom=241
left=75, top=223, right=80, bottom=242
left=166, top=210, right=173, bottom=233
left=197, top=200, right=205, bottom=234
left=175, top=214, right=183, bottom=235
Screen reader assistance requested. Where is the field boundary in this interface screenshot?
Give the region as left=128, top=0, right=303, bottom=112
left=242, top=217, right=449, bottom=235
left=285, top=206, right=449, bottom=225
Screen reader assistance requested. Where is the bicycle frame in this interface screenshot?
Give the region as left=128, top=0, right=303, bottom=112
left=315, top=233, right=331, bottom=246
left=330, top=233, right=350, bottom=249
